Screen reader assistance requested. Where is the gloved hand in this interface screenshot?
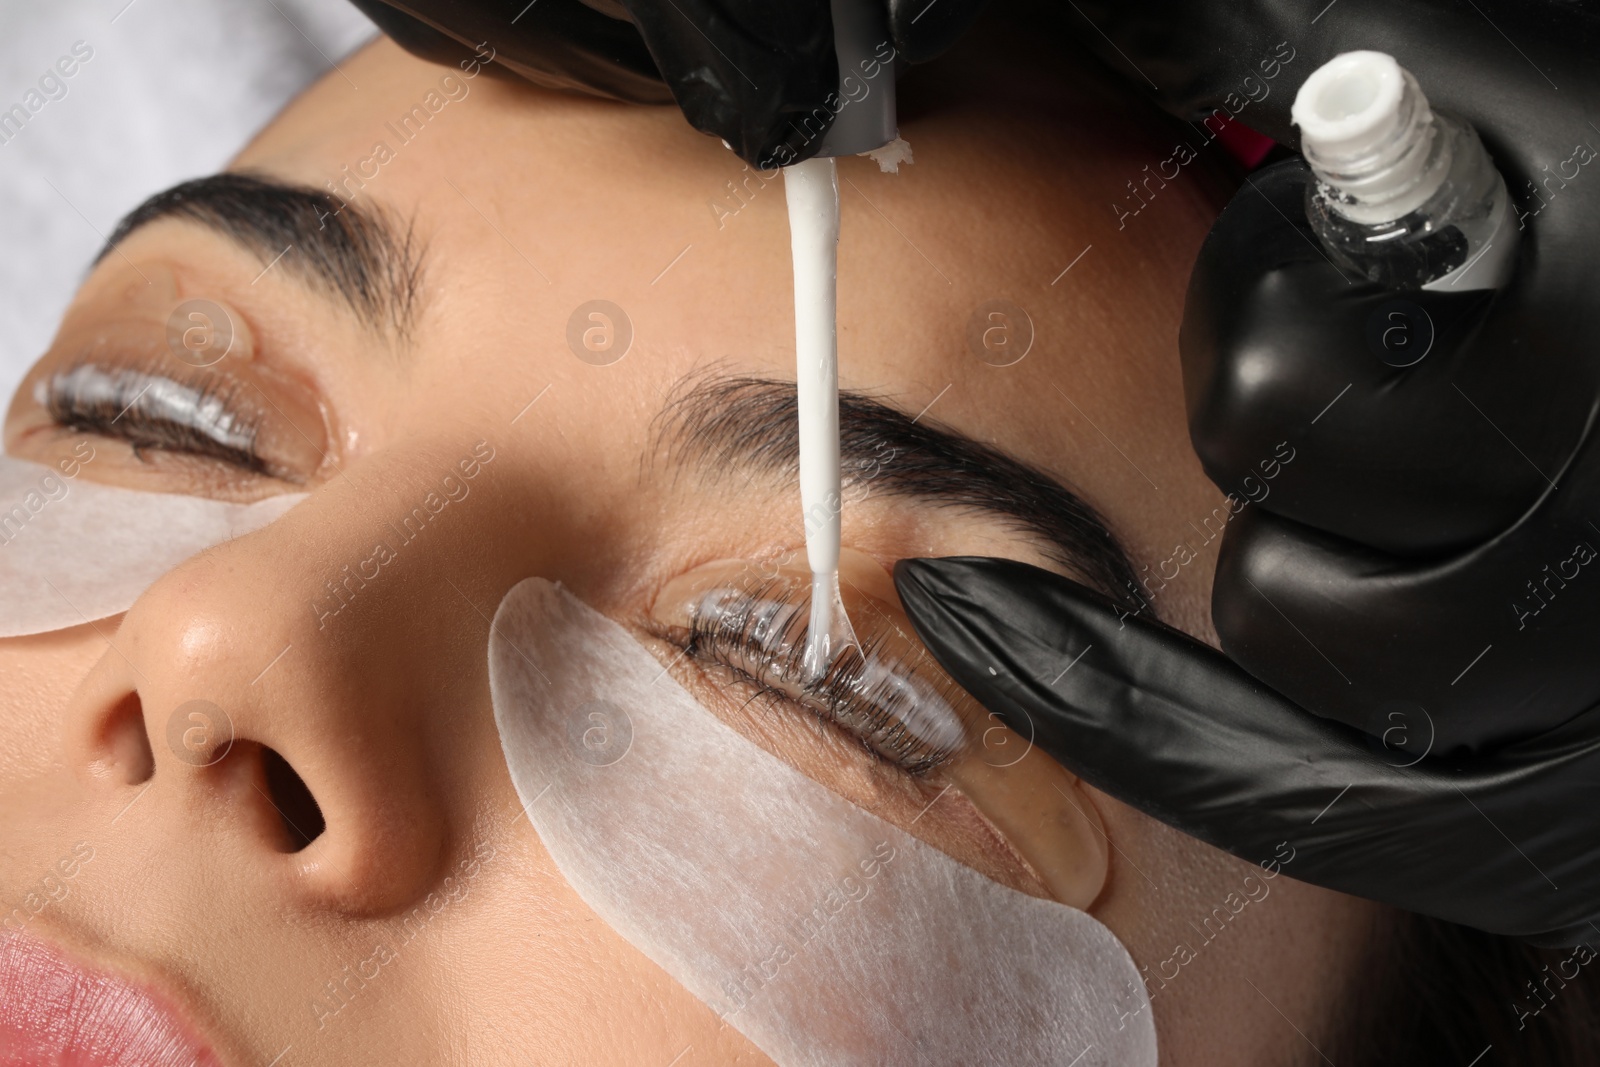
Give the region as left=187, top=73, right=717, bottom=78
left=895, top=0, right=1600, bottom=945
left=896, top=558, right=1600, bottom=947
left=344, top=0, right=987, bottom=168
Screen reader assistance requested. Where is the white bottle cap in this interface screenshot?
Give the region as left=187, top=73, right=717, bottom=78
left=1292, top=50, right=1444, bottom=223
left=1293, top=51, right=1415, bottom=161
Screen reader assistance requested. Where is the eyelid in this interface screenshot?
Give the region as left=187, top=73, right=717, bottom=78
left=38, top=355, right=329, bottom=483
left=660, top=573, right=974, bottom=773
left=44, top=363, right=265, bottom=468
left=651, top=556, right=1114, bottom=908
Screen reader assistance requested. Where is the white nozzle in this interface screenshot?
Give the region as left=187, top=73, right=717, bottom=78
left=1292, top=50, right=1445, bottom=223
left=1292, top=51, right=1415, bottom=161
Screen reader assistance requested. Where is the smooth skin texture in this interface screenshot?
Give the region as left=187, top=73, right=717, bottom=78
left=0, top=13, right=1382, bottom=1067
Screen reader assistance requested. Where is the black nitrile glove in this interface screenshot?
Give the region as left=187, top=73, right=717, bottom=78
left=895, top=0, right=1600, bottom=945
left=345, top=0, right=988, bottom=168
left=894, top=558, right=1600, bottom=947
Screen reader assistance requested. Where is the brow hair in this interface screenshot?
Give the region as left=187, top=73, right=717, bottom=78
left=654, top=372, right=1143, bottom=607
left=97, top=172, right=426, bottom=340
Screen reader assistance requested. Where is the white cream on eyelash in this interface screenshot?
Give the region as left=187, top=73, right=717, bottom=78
left=686, top=581, right=969, bottom=765
left=0, top=453, right=303, bottom=636
left=490, top=579, right=1158, bottom=1066
left=39, top=365, right=257, bottom=453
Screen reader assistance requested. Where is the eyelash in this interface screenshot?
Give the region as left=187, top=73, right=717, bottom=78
left=43, top=361, right=272, bottom=476
left=681, top=580, right=967, bottom=775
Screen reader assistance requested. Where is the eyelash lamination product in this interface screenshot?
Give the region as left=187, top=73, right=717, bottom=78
left=784, top=0, right=900, bottom=682
left=685, top=576, right=970, bottom=773
left=1292, top=50, right=1518, bottom=290
left=0, top=453, right=303, bottom=636
left=45, top=363, right=267, bottom=474
left=490, top=579, right=1158, bottom=1067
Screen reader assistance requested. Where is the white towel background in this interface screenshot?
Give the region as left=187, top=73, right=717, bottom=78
left=0, top=0, right=376, bottom=409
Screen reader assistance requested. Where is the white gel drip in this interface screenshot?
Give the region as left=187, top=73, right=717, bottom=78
left=490, top=579, right=1158, bottom=1067
left=0, top=454, right=304, bottom=637
left=784, top=156, right=854, bottom=683
left=862, top=137, right=913, bottom=174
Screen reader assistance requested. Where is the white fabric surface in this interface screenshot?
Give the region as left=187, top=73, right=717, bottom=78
left=0, top=0, right=376, bottom=410
left=0, top=454, right=305, bottom=636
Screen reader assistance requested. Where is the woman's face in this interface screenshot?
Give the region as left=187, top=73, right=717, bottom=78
left=0, top=28, right=1382, bottom=1067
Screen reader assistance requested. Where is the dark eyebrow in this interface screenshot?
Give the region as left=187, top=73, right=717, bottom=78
left=655, top=374, right=1144, bottom=611
left=96, top=172, right=425, bottom=339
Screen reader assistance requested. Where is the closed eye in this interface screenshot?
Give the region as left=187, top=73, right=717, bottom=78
left=42, top=361, right=276, bottom=478
left=660, top=576, right=972, bottom=775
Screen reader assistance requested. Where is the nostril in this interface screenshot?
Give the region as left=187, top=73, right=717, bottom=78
left=261, top=746, right=325, bottom=852
left=101, top=692, right=155, bottom=786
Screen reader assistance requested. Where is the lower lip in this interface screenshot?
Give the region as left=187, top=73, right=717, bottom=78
left=0, top=931, right=224, bottom=1067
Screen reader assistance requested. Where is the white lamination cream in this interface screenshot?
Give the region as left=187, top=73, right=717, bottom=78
left=783, top=156, right=856, bottom=682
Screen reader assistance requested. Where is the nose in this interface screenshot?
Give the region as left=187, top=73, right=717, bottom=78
left=58, top=450, right=511, bottom=914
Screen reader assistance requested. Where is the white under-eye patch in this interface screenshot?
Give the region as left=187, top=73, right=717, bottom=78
left=490, top=579, right=1157, bottom=1067
left=0, top=454, right=303, bottom=637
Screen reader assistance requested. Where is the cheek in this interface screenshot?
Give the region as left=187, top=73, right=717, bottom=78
left=0, top=624, right=109, bottom=781
left=427, top=805, right=772, bottom=1063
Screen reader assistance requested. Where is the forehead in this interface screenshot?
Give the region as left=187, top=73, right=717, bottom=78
left=203, top=39, right=1221, bottom=614
left=226, top=40, right=1164, bottom=402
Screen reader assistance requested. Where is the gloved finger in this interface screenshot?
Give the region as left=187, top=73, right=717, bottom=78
left=893, top=556, right=1600, bottom=945
left=1182, top=158, right=1571, bottom=558
left=620, top=0, right=838, bottom=168
left=351, top=0, right=672, bottom=103
left=1212, top=493, right=1600, bottom=753
left=886, top=0, right=990, bottom=65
